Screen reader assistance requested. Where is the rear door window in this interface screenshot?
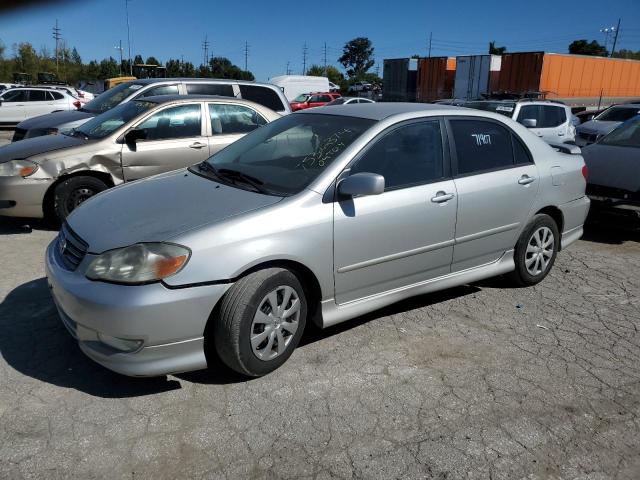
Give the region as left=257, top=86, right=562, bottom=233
left=1, top=90, right=27, bottom=102
left=49, top=91, right=64, bottom=100
left=209, top=104, right=267, bottom=134
left=450, top=119, right=515, bottom=175
left=136, top=104, right=202, bottom=140
left=186, top=83, right=234, bottom=97
left=238, top=85, right=285, bottom=112
left=28, top=90, right=47, bottom=101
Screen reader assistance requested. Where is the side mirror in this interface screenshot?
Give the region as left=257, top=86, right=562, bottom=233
left=124, top=128, right=146, bottom=144
left=521, top=118, right=537, bottom=128
left=338, top=172, right=385, bottom=197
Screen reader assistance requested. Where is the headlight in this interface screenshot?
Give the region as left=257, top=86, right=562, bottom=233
left=0, top=160, right=38, bottom=177
left=86, top=243, right=190, bottom=284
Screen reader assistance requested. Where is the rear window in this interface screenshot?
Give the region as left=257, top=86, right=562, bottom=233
left=186, top=83, right=234, bottom=97
left=28, top=90, right=47, bottom=101
left=50, top=91, right=64, bottom=100
left=465, top=101, right=516, bottom=118
left=82, top=82, right=146, bottom=113
left=239, top=85, right=285, bottom=112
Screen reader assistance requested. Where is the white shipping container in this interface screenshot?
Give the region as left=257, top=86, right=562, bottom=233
left=454, top=55, right=501, bottom=100
left=269, top=75, right=330, bottom=102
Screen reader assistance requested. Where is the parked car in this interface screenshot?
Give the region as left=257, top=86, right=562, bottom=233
left=464, top=99, right=576, bottom=144
left=0, top=95, right=279, bottom=222
left=328, top=81, right=340, bottom=93
left=574, top=107, right=607, bottom=125
left=582, top=116, right=640, bottom=218
left=290, top=92, right=341, bottom=111
left=325, top=97, right=375, bottom=106
left=0, top=83, right=19, bottom=93
left=575, top=103, right=640, bottom=146
left=0, top=87, right=78, bottom=126
left=348, top=81, right=372, bottom=93
left=44, top=103, right=589, bottom=377
left=12, top=78, right=291, bottom=142
left=270, top=75, right=331, bottom=102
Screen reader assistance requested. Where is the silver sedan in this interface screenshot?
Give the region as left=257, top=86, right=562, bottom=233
left=45, top=103, right=590, bottom=377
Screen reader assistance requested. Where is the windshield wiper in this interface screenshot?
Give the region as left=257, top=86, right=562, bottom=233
left=217, top=168, right=271, bottom=194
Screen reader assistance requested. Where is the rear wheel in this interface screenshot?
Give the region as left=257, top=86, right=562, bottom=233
left=508, top=214, right=559, bottom=286
left=213, top=268, right=307, bottom=377
left=53, top=176, right=108, bottom=222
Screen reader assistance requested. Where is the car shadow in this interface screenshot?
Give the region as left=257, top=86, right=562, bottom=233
left=1, top=275, right=480, bottom=392
left=0, top=216, right=57, bottom=234
left=581, top=211, right=640, bottom=245
left=0, top=277, right=185, bottom=398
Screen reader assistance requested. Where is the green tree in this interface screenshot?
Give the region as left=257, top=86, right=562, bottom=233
left=145, top=56, right=160, bottom=66
left=568, top=39, right=608, bottom=56
left=71, top=47, right=81, bottom=65
left=165, top=58, right=182, bottom=77
left=182, top=61, right=195, bottom=77
left=133, top=54, right=144, bottom=64
left=613, top=49, right=640, bottom=60
left=99, top=57, right=120, bottom=78
left=489, top=41, right=506, bottom=55
left=306, top=64, right=344, bottom=85
left=338, top=37, right=375, bottom=79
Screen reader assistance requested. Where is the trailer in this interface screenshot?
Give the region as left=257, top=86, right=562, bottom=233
left=416, top=57, right=456, bottom=102
left=453, top=55, right=501, bottom=100
left=382, top=58, right=418, bottom=102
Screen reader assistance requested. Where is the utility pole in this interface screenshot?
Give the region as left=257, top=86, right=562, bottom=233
left=375, top=63, right=380, bottom=77
left=286, top=61, right=291, bottom=75
left=323, top=41, right=327, bottom=76
left=244, top=41, right=249, bottom=71
left=202, top=35, right=210, bottom=68
left=610, top=18, right=621, bottom=57
left=302, top=42, right=308, bottom=75
left=428, top=32, right=432, bottom=58
left=52, top=19, right=61, bottom=74
left=115, top=40, right=124, bottom=75
left=125, top=0, right=132, bottom=75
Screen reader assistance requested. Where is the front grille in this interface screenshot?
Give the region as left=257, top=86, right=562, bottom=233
left=57, top=223, right=88, bottom=271
left=12, top=128, right=26, bottom=142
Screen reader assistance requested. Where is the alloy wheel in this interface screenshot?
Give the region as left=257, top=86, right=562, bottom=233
left=525, top=226, right=554, bottom=276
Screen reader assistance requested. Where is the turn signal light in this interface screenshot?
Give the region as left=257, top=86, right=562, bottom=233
left=73, top=100, right=81, bottom=109
left=581, top=165, right=588, bottom=181
left=19, top=165, right=38, bottom=177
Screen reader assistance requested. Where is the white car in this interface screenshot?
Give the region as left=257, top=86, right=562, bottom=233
left=348, top=81, right=372, bottom=93
left=0, top=87, right=79, bottom=126
left=465, top=100, right=576, bottom=144
left=325, top=97, right=375, bottom=106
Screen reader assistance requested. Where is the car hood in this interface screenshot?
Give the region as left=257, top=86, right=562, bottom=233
left=16, top=110, right=95, bottom=130
left=66, top=169, right=284, bottom=253
left=582, top=143, right=640, bottom=192
left=0, top=134, right=86, bottom=162
left=576, top=120, right=620, bottom=135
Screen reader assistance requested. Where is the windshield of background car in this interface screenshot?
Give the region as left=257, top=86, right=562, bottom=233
left=599, top=117, right=640, bottom=148
left=293, top=94, right=309, bottom=102
left=75, top=100, right=156, bottom=139
left=81, top=82, right=146, bottom=113
left=465, top=101, right=516, bottom=117
left=595, top=106, right=640, bottom=122
left=200, top=113, right=375, bottom=196
left=326, top=98, right=346, bottom=105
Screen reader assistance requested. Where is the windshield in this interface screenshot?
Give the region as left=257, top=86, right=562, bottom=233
left=595, top=106, right=640, bottom=122
left=75, top=100, right=155, bottom=139
left=293, top=94, right=310, bottom=103
left=81, top=82, right=146, bottom=113
left=465, top=101, right=516, bottom=117
left=195, top=113, right=375, bottom=196
left=599, top=117, right=640, bottom=148
left=326, top=98, right=346, bottom=106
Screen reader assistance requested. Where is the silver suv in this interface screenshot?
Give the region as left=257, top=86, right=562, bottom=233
left=45, top=103, right=590, bottom=377
left=12, top=78, right=291, bottom=142
left=465, top=100, right=576, bottom=144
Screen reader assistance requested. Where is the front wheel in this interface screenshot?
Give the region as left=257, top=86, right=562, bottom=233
left=53, top=175, right=108, bottom=222
left=213, top=268, right=307, bottom=377
left=508, top=214, right=560, bottom=287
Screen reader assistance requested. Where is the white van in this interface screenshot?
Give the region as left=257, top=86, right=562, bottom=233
left=270, top=75, right=330, bottom=102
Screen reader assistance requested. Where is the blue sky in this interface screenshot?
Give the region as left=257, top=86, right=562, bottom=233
left=1, top=0, right=639, bottom=81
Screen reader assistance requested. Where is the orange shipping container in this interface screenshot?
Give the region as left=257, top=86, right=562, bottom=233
left=540, top=53, right=640, bottom=98
left=416, top=57, right=456, bottom=102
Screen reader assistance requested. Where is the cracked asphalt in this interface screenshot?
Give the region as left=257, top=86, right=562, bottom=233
left=1, top=203, right=640, bottom=478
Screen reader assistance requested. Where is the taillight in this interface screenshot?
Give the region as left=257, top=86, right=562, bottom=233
left=73, top=100, right=81, bottom=109
left=582, top=165, right=588, bottom=181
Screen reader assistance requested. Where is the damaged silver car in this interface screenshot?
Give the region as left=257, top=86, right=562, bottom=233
left=0, top=95, right=280, bottom=221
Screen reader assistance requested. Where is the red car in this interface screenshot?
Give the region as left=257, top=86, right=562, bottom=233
left=290, top=92, right=341, bottom=111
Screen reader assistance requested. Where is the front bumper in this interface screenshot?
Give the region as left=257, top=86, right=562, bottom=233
left=0, top=176, right=52, bottom=218
left=45, top=238, right=231, bottom=376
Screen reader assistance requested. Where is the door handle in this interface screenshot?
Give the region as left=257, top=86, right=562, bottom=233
left=431, top=191, right=455, bottom=203
left=189, top=142, right=207, bottom=149
left=518, top=175, right=536, bottom=185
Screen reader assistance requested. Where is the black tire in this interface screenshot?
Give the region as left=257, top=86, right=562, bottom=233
left=53, top=176, right=108, bottom=222
left=213, top=268, right=307, bottom=377
left=508, top=214, right=560, bottom=287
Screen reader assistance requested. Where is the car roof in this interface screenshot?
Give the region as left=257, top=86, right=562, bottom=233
left=129, top=77, right=278, bottom=88
left=134, top=94, right=271, bottom=110
left=304, top=102, right=458, bottom=120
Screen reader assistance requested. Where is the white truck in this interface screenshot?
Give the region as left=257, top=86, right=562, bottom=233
left=270, top=75, right=330, bottom=102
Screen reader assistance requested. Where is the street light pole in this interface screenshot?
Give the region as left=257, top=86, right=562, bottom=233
left=125, top=0, right=132, bottom=75
left=115, top=40, right=124, bottom=75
